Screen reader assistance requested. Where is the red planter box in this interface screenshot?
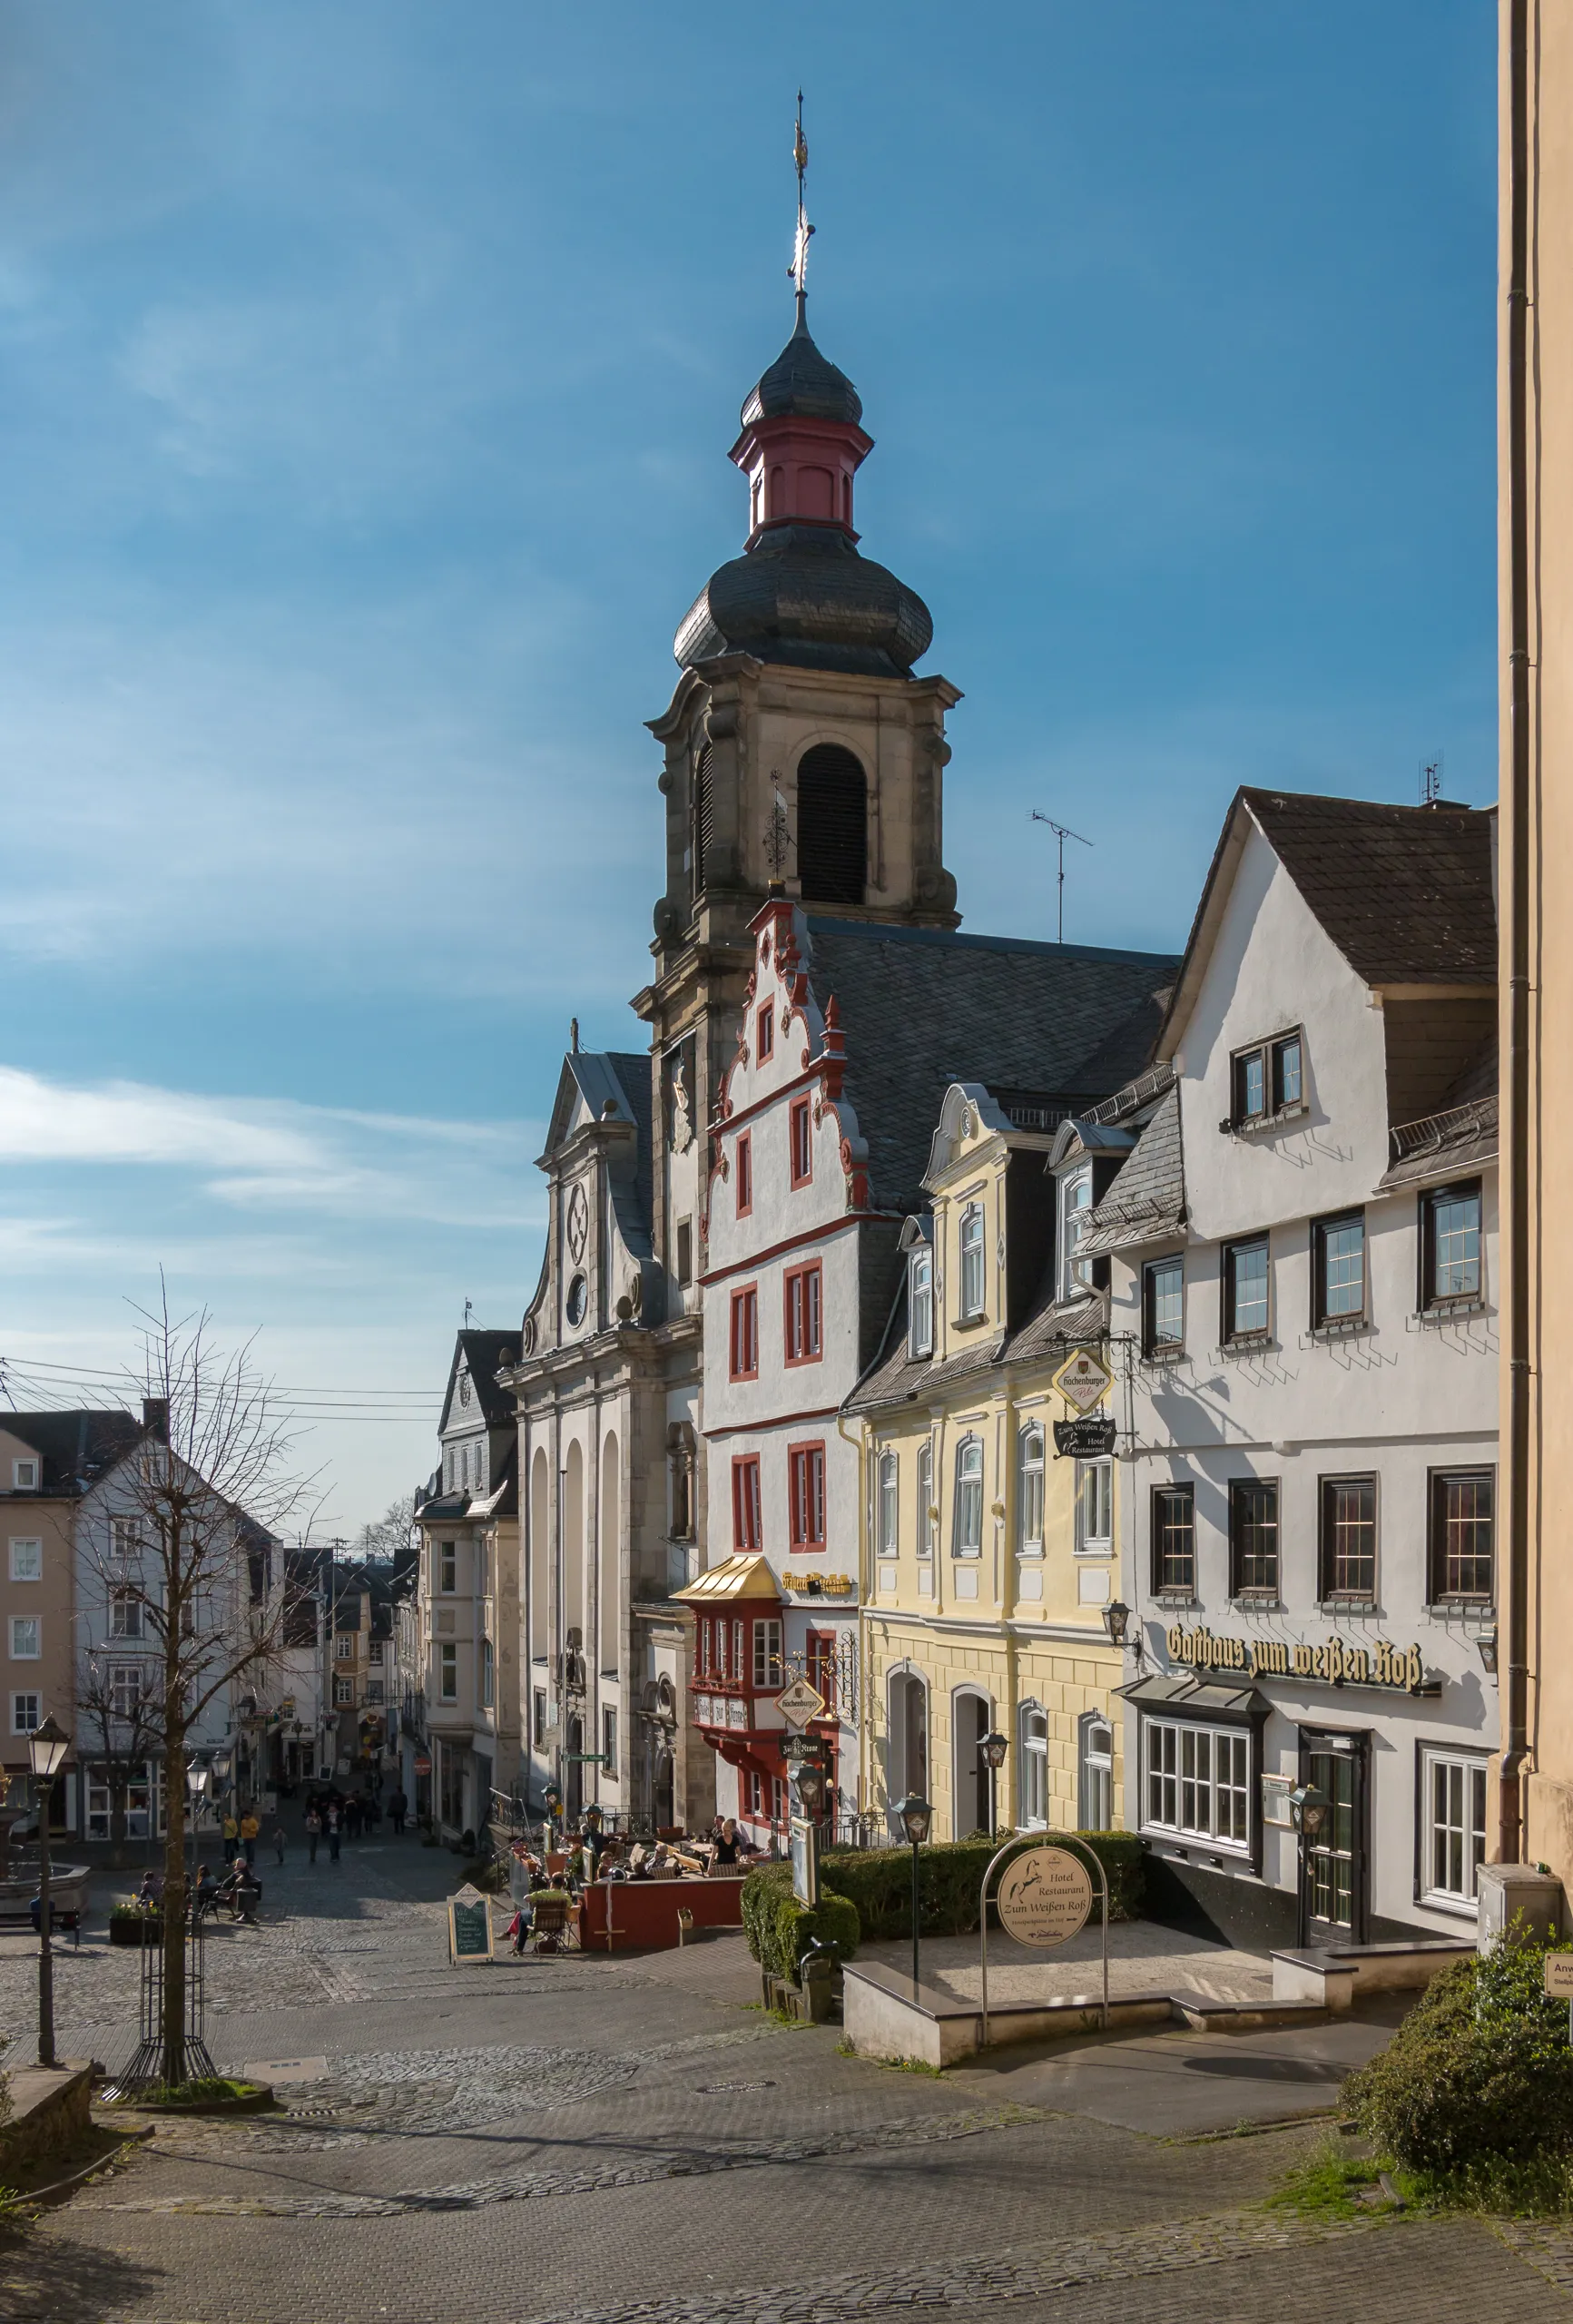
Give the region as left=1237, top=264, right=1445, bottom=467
left=577, top=1875, right=746, bottom=1953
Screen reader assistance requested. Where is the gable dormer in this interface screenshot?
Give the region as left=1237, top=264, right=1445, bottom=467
left=517, top=1050, right=660, bottom=1362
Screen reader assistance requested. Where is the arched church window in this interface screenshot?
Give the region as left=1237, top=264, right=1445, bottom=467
left=667, top=1422, right=696, bottom=1541
left=796, top=743, right=867, bottom=906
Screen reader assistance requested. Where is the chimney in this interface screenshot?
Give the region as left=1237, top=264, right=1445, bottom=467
left=142, top=1397, right=169, bottom=1442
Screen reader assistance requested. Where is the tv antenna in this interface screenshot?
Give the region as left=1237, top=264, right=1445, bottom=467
left=1030, top=812, right=1094, bottom=943
left=1420, top=753, right=1444, bottom=806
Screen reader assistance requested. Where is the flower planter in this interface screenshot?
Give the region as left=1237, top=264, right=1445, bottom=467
left=108, top=1916, right=161, bottom=1948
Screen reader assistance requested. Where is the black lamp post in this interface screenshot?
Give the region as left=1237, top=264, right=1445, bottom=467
left=27, top=1714, right=70, bottom=2070
left=978, top=1731, right=1008, bottom=1838
left=185, top=1760, right=209, bottom=1878
left=894, top=1792, right=932, bottom=1990
left=792, top=1755, right=827, bottom=1824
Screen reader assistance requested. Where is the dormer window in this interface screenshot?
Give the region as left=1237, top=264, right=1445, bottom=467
left=1230, top=1030, right=1304, bottom=1128
left=11, top=1461, right=37, bottom=1492
left=959, top=1205, right=986, bottom=1319
left=909, top=1248, right=933, bottom=1358
left=1058, top=1167, right=1094, bottom=1300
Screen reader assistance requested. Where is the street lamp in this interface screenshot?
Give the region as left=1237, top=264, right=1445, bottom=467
left=27, top=1715, right=70, bottom=2070
left=978, top=1731, right=1008, bottom=1839
left=792, top=1756, right=828, bottom=1823
left=894, top=1792, right=932, bottom=1991
left=1102, top=1600, right=1133, bottom=1647
left=1288, top=1784, right=1331, bottom=1839
left=185, top=1760, right=210, bottom=1876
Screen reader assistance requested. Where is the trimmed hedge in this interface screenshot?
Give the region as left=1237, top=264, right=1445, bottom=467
left=741, top=1862, right=861, bottom=1981
left=1344, top=1939, right=1573, bottom=2181
left=814, top=1831, right=1144, bottom=1941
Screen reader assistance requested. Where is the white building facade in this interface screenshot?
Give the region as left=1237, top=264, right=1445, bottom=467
left=1092, top=790, right=1499, bottom=1950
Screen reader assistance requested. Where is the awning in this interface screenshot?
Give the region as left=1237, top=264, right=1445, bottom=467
left=672, top=1552, right=781, bottom=1605
left=1116, top=1670, right=1269, bottom=1723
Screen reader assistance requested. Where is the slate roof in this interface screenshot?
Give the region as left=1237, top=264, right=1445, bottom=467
left=1079, top=1084, right=1187, bottom=1256
left=803, top=920, right=1181, bottom=1216
left=0, top=1408, right=146, bottom=1496
left=445, top=1331, right=519, bottom=1431
left=742, top=313, right=864, bottom=428
left=844, top=1285, right=1111, bottom=1415
left=1244, top=791, right=1497, bottom=987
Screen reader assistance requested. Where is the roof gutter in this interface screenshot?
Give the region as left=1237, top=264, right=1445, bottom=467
left=1500, top=0, right=1532, bottom=1864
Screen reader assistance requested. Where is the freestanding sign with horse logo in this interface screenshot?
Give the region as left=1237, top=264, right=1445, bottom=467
left=978, top=1839, right=1109, bottom=2045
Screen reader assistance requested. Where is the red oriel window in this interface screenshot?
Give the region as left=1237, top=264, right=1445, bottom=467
left=732, top=1455, right=763, bottom=1551
left=790, top=1096, right=813, bottom=1187
left=783, top=1260, right=822, bottom=1364
left=729, top=1285, right=759, bottom=1380
left=788, top=1441, right=826, bottom=1551
left=735, top=1131, right=752, bottom=1216
left=757, top=1004, right=774, bottom=1062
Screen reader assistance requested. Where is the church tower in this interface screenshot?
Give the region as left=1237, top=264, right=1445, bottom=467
left=634, top=126, right=961, bottom=1298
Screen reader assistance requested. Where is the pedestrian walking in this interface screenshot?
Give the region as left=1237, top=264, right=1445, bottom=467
left=305, top=1807, right=321, bottom=1865
left=272, top=1824, right=286, bottom=1866
left=222, top=1810, right=239, bottom=1859
left=327, top=1806, right=341, bottom=1864
left=345, top=1796, right=362, bottom=1841
left=241, top=1808, right=260, bottom=1866
left=388, top=1787, right=408, bottom=1837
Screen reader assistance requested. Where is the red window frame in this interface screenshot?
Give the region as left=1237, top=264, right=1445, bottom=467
left=757, top=1003, right=774, bottom=1062
left=729, top=1284, right=759, bottom=1381
left=806, top=1628, right=836, bottom=1713
left=735, top=1130, right=752, bottom=1217
left=732, top=1454, right=763, bottom=1551
left=789, top=1095, right=813, bottom=1187
left=788, top=1439, right=827, bottom=1551
left=783, top=1259, right=822, bottom=1365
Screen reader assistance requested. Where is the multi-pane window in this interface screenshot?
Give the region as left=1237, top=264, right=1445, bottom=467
left=1020, top=1705, right=1049, bottom=1827
left=1430, top=1470, right=1495, bottom=1602
left=959, top=1204, right=986, bottom=1317
left=784, top=1263, right=822, bottom=1364
left=916, top=1442, right=934, bottom=1558
left=439, top=1542, right=457, bottom=1594
left=11, top=1691, right=41, bottom=1735
left=12, top=1460, right=37, bottom=1491
left=729, top=1285, right=759, bottom=1379
left=735, top=1132, right=752, bottom=1216
left=1018, top=1425, right=1045, bottom=1551
left=369, top=1637, right=385, bottom=1667
left=1320, top=1476, right=1377, bottom=1600
left=1232, top=1030, right=1304, bottom=1125
left=602, top=1705, right=617, bottom=1768
left=788, top=1443, right=826, bottom=1551
left=1313, top=1212, right=1366, bottom=1326
left=9, top=1619, right=40, bottom=1660
left=1143, top=1256, right=1184, bottom=1357
left=752, top=1619, right=783, bottom=1689
left=110, top=1517, right=140, bottom=1561
left=438, top=1644, right=457, bottom=1701
left=1422, top=1181, right=1483, bottom=1309
left=732, top=1455, right=763, bottom=1551
left=1422, top=1750, right=1488, bottom=1907
left=1079, top=1715, right=1115, bottom=1831
left=1059, top=1167, right=1094, bottom=1299
left=335, top=1632, right=353, bottom=1660
left=1223, top=1236, right=1270, bottom=1341
left=480, top=1638, right=495, bottom=1709
left=1152, top=1484, right=1195, bottom=1596
left=878, top=1451, right=899, bottom=1557
left=1076, top=1459, right=1113, bottom=1552
left=789, top=1098, right=813, bottom=1187
left=111, top=1589, right=143, bottom=1640
left=335, top=1672, right=353, bottom=1707
left=953, top=1437, right=984, bottom=1557
left=8, top=1539, right=41, bottom=1582
left=1144, top=1718, right=1251, bottom=1846
left=1229, top=1478, right=1279, bottom=1597
left=110, top=1665, right=143, bottom=1720
left=806, top=1630, right=836, bottom=1712
left=534, top=1689, right=547, bottom=1748
left=909, top=1248, right=933, bottom=1357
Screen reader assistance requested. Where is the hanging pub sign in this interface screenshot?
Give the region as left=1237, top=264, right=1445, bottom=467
left=1053, top=1415, right=1117, bottom=1460
left=1051, top=1348, right=1113, bottom=1413
left=1165, top=1623, right=1436, bottom=1695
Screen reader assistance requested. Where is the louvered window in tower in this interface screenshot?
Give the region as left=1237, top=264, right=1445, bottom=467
left=796, top=744, right=867, bottom=905
left=689, top=743, right=713, bottom=906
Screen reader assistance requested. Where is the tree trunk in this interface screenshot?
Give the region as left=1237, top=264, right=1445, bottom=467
left=109, top=1774, right=128, bottom=1869
left=161, top=1736, right=188, bottom=2089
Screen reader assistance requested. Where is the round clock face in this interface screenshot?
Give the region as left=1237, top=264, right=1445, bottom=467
left=565, top=1274, right=588, bottom=1328
left=566, top=1183, right=589, bottom=1264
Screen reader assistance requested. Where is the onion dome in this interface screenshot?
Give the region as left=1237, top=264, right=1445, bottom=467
left=741, top=311, right=863, bottom=428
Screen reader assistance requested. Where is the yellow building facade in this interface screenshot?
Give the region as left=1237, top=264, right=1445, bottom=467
left=845, top=1084, right=1128, bottom=1842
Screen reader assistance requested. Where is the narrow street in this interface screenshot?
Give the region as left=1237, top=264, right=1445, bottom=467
left=3, top=1833, right=1570, bottom=2323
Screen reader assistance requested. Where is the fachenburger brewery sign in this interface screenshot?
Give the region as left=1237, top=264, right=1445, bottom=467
left=1165, top=1622, right=1434, bottom=1696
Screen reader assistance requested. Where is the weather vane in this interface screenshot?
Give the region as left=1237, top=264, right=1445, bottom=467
left=789, top=92, right=814, bottom=316
left=764, top=781, right=795, bottom=881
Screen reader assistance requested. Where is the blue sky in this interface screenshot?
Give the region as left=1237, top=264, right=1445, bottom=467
left=0, top=4, right=1495, bottom=1531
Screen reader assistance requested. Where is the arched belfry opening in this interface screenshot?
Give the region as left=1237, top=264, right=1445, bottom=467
left=797, top=743, right=867, bottom=906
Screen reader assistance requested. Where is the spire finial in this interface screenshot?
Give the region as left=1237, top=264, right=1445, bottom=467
left=788, top=91, right=814, bottom=322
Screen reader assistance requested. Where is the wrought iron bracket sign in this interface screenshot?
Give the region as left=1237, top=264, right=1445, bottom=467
left=1052, top=1416, right=1116, bottom=1460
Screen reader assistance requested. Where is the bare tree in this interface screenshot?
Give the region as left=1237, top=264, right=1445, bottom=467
left=353, top=1492, right=417, bottom=1564
left=74, top=1652, right=163, bottom=1867
left=85, top=1285, right=314, bottom=2087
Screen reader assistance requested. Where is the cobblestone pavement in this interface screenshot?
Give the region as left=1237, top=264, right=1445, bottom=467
left=3, top=1829, right=1568, bottom=2322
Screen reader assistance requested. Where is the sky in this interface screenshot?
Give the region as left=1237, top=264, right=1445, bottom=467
left=0, top=3, right=1497, bottom=1534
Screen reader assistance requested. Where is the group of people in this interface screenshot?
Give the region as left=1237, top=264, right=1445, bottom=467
left=136, top=1859, right=263, bottom=1925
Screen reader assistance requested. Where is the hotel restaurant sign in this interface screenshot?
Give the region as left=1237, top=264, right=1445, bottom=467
left=1165, top=1622, right=1431, bottom=1696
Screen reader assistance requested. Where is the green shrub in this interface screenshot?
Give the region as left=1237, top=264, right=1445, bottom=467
left=741, top=1863, right=860, bottom=1979
left=817, top=1831, right=1143, bottom=1941
left=1344, top=1939, right=1573, bottom=2185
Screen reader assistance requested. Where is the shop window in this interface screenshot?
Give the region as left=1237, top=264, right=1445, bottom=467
left=1430, top=1470, right=1494, bottom=1602
left=1422, top=1748, right=1488, bottom=1907
left=1144, top=1718, right=1251, bottom=1847
left=1152, top=1483, right=1195, bottom=1596
left=1228, top=1478, right=1279, bottom=1598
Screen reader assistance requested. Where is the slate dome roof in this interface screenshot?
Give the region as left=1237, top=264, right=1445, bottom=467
left=741, top=312, right=863, bottom=428
left=674, top=523, right=933, bottom=680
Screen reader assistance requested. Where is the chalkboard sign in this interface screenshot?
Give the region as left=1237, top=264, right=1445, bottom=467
left=447, top=1890, right=495, bottom=1965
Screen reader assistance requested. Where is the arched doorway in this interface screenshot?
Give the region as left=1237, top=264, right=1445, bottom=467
left=797, top=744, right=867, bottom=904
left=888, top=1669, right=929, bottom=1833
left=952, top=1688, right=992, bottom=1837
